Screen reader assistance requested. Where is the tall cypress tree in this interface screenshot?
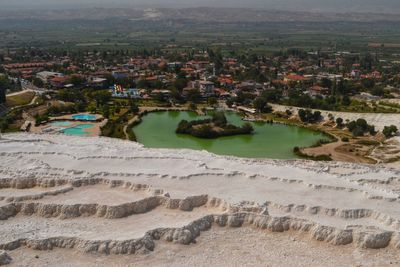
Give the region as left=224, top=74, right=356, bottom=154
left=0, top=88, right=5, bottom=104
left=0, top=76, right=8, bottom=104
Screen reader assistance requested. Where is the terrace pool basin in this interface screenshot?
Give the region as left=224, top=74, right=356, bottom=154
left=60, top=124, right=94, bottom=136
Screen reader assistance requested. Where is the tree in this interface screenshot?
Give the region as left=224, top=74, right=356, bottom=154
left=68, top=75, right=86, bottom=86
left=341, top=96, right=351, bottom=106
left=370, top=86, right=385, bottom=97
left=253, top=97, right=266, bottom=112
left=211, top=111, right=227, bottom=126
left=137, top=80, right=149, bottom=89
left=90, top=90, right=111, bottom=107
left=208, top=97, right=218, bottom=106
left=0, top=87, right=5, bottom=104
left=253, top=97, right=272, bottom=113
left=186, top=89, right=202, bottom=103
left=32, top=77, right=44, bottom=88
left=356, top=119, right=368, bottom=132
left=0, top=76, right=10, bottom=104
left=129, top=99, right=139, bottom=113
left=102, top=104, right=110, bottom=118
left=173, top=77, right=187, bottom=92
left=336, top=117, right=344, bottom=128
left=383, top=125, right=398, bottom=138
left=189, top=102, right=197, bottom=111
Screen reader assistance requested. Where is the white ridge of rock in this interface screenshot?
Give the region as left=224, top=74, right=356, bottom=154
left=1, top=133, right=400, bottom=264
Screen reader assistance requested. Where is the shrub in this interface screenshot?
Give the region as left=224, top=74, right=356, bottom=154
left=293, top=147, right=332, bottom=161
left=383, top=125, right=398, bottom=138
left=336, top=117, right=343, bottom=128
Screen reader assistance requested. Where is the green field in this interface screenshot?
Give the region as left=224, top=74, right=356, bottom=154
left=6, top=91, right=35, bottom=108
left=2, top=19, right=400, bottom=55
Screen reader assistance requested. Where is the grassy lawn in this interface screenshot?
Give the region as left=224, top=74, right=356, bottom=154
left=6, top=91, right=36, bottom=108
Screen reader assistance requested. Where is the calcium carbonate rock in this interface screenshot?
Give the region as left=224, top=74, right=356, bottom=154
left=0, top=250, right=11, bottom=265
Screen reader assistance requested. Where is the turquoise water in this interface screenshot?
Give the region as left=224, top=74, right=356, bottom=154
left=51, top=121, right=73, bottom=127
left=132, top=111, right=331, bottom=159
left=61, top=124, right=94, bottom=136
left=72, top=114, right=97, bottom=121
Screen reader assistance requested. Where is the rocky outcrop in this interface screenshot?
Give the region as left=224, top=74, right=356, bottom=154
left=1, top=213, right=399, bottom=256
left=0, top=250, right=11, bottom=266
left=0, top=194, right=229, bottom=220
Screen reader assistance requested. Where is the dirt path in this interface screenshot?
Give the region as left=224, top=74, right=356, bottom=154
left=6, top=89, right=34, bottom=97
left=123, top=116, right=139, bottom=140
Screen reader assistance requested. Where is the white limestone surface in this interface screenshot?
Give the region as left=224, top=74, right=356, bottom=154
left=1, top=133, right=400, bottom=266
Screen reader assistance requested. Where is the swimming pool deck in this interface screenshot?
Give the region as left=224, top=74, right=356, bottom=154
left=32, top=118, right=106, bottom=137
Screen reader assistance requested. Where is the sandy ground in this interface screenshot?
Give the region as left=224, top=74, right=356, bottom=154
left=371, top=136, right=400, bottom=166
left=1, top=133, right=400, bottom=266
left=303, top=140, right=376, bottom=164
left=271, top=103, right=400, bottom=131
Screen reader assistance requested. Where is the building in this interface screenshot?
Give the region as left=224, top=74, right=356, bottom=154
left=308, top=85, right=330, bottom=98
left=36, top=71, right=63, bottom=84
left=199, top=81, right=215, bottom=96
left=88, top=77, right=108, bottom=88
left=112, top=85, right=140, bottom=98
left=112, top=70, right=130, bottom=79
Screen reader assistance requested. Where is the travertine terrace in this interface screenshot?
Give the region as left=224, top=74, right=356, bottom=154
left=1, top=133, right=400, bottom=266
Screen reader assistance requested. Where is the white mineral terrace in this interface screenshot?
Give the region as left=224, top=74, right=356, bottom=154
left=1, top=133, right=400, bottom=266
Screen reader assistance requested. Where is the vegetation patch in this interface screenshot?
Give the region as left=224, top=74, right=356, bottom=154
left=293, top=147, right=332, bottom=161
left=6, top=91, right=35, bottom=108
left=125, top=117, right=142, bottom=142
left=355, top=140, right=380, bottom=146
left=176, top=111, right=254, bottom=139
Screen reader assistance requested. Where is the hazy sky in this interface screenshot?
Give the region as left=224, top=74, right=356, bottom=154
left=1, top=0, right=400, bottom=13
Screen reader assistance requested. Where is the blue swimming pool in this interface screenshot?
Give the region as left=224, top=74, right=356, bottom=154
left=72, top=114, right=97, bottom=121
left=60, top=124, right=94, bottom=136
left=51, top=121, right=73, bottom=127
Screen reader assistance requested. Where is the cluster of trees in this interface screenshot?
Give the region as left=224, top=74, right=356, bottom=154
left=298, top=109, right=321, bottom=123
left=176, top=112, right=253, bottom=139
left=383, top=125, right=398, bottom=138
left=253, top=97, right=273, bottom=113
left=56, top=88, right=112, bottom=112
left=34, top=113, right=49, bottom=126
left=347, top=119, right=376, bottom=137
left=285, top=89, right=351, bottom=111
left=0, top=110, right=22, bottom=131
left=226, top=91, right=256, bottom=107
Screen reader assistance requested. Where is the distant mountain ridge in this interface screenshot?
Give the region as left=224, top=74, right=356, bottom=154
left=1, top=7, right=400, bottom=22
left=1, top=0, right=400, bottom=14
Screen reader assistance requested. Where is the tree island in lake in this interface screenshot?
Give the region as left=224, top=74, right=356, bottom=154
left=176, top=111, right=254, bottom=139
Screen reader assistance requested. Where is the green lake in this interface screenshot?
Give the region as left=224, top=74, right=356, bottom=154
left=132, top=111, right=331, bottom=159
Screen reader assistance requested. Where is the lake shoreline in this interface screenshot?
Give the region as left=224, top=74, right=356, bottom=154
left=130, top=108, right=332, bottom=160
